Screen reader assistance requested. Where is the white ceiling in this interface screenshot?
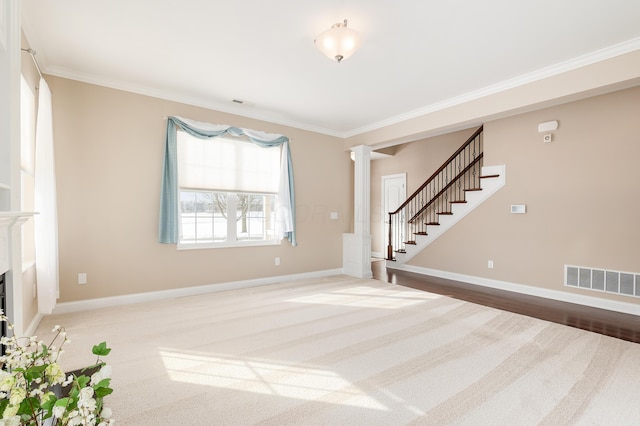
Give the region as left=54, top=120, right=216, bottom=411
left=21, top=0, right=640, bottom=138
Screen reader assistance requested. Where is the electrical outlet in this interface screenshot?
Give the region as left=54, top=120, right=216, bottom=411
left=275, top=257, right=280, bottom=266
left=488, top=260, right=494, bottom=269
left=78, top=273, right=87, bottom=285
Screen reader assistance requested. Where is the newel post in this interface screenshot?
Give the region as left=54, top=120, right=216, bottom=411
left=343, top=145, right=373, bottom=279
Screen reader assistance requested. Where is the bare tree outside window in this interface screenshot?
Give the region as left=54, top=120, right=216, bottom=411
left=179, top=189, right=275, bottom=245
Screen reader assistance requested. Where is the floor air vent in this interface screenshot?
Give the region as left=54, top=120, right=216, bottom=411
left=565, top=265, right=640, bottom=298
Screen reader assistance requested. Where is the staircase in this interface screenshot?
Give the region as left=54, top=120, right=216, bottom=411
left=386, top=126, right=505, bottom=264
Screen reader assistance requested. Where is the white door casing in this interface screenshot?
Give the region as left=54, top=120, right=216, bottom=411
left=381, top=173, right=406, bottom=258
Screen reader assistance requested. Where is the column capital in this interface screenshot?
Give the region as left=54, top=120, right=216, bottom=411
left=349, top=145, right=373, bottom=155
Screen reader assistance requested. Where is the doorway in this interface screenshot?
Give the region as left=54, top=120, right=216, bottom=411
left=381, top=173, right=406, bottom=259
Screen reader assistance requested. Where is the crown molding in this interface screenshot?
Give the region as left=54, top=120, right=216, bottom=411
left=38, top=37, right=640, bottom=140
left=343, top=36, right=640, bottom=138
left=41, top=65, right=346, bottom=138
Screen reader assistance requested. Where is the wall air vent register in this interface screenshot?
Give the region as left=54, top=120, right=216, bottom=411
left=565, top=265, right=640, bottom=298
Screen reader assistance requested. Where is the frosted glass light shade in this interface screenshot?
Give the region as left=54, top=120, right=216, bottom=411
left=315, top=20, right=362, bottom=63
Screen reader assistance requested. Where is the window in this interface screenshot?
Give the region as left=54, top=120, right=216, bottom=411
left=20, top=76, right=36, bottom=268
left=159, top=116, right=296, bottom=247
left=176, top=130, right=280, bottom=248
left=179, top=190, right=276, bottom=245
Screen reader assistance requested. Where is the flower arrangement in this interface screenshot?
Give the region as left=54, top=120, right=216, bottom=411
left=0, top=312, right=114, bottom=425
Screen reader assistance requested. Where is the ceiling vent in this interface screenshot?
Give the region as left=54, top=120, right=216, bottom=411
left=231, top=99, right=255, bottom=107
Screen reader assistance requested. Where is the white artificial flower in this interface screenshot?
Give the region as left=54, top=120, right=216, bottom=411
left=101, top=407, right=112, bottom=419
left=40, top=391, right=55, bottom=404
left=0, top=415, right=21, bottom=426
left=91, top=365, right=112, bottom=385
left=80, top=386, right=94, bottom=401
left=79, top=396, right=97, bottom=412
left=1, top=403, right=19, bottom=418
left=45, top=362, right=66, bottom=385
left=52, top=404, right=66, bottom=419
left=0, top=371, right=14, bottom=392
left=68, top=416, right=83, bottom=426
left=63, top=374, right=74, bottom=386
left=8, top=386, right=26, bottom=406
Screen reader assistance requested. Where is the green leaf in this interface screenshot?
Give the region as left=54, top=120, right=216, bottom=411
left=17, top=396, right=41, bottom=415
left=54, top=397, right=70, bottom=408
left=93, top=378, right=111, bottom=389
left=0, top=399, right=9, bottom=417
left=41, top=394, right=58, bottom=411
left=94, top=387, right=113, bottom=398
left=92, top=342, right=111, bottom=357
left=75, top=375, right=90, bottom=388
left=24, top=364, right=47, bottom=381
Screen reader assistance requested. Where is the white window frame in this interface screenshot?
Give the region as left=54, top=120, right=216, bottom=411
left=176, top=131, right=281, bottom=249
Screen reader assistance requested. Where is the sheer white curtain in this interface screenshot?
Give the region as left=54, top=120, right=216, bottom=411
left=34, top=77, right=59, bottom=314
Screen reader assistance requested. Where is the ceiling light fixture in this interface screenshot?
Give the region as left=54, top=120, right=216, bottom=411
left=314, top=19, right=362, bottom=63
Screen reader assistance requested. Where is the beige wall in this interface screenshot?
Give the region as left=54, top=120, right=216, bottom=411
left=48, top=76, right=352, bottom=303
left=38, top=77, right=640, bottom=308
left=404, top=86, right=640, bottom=305
left=370, top=128, right=477, bottom=255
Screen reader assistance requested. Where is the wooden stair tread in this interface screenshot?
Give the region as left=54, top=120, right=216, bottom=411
left=425, top=222, right=440, bottom=226
left=414, top=231, right=428, bottom=236
left=464, top=188, right=482, bottom=192
left=449, top=200, right=467, bottom=204
left=437, top=212, right=453, bottom=215
left=405, top=241, right=417, bottom=245
left=480, top=174, right=500, bottom=179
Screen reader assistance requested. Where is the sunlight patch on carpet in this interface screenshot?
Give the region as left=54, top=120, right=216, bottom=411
left=159, top=349, right=390, bottom=411
left=284, top=286, right=441, bottom=309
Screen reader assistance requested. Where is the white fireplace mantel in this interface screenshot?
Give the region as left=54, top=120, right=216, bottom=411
left=0, top=211, right=37, bottom=275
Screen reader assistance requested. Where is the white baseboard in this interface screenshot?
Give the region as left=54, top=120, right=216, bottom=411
left=24, top=312, right=44, bottom=337
left=388, top=263, right=640, bottom=316
left=53, top=268, right=344, bottom=315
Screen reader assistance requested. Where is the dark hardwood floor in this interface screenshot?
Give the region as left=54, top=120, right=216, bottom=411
left=371, top=260, right=640, bottom=344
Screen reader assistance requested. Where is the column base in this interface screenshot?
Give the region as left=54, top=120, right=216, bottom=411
left=342, top=233, right=373, bottom=279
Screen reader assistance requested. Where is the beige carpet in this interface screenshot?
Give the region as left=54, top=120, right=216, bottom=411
left=35, top=275, right=640, bottom=425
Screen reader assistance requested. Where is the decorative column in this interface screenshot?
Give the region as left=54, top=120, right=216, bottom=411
left=343, top=145, right=373, bottom=278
